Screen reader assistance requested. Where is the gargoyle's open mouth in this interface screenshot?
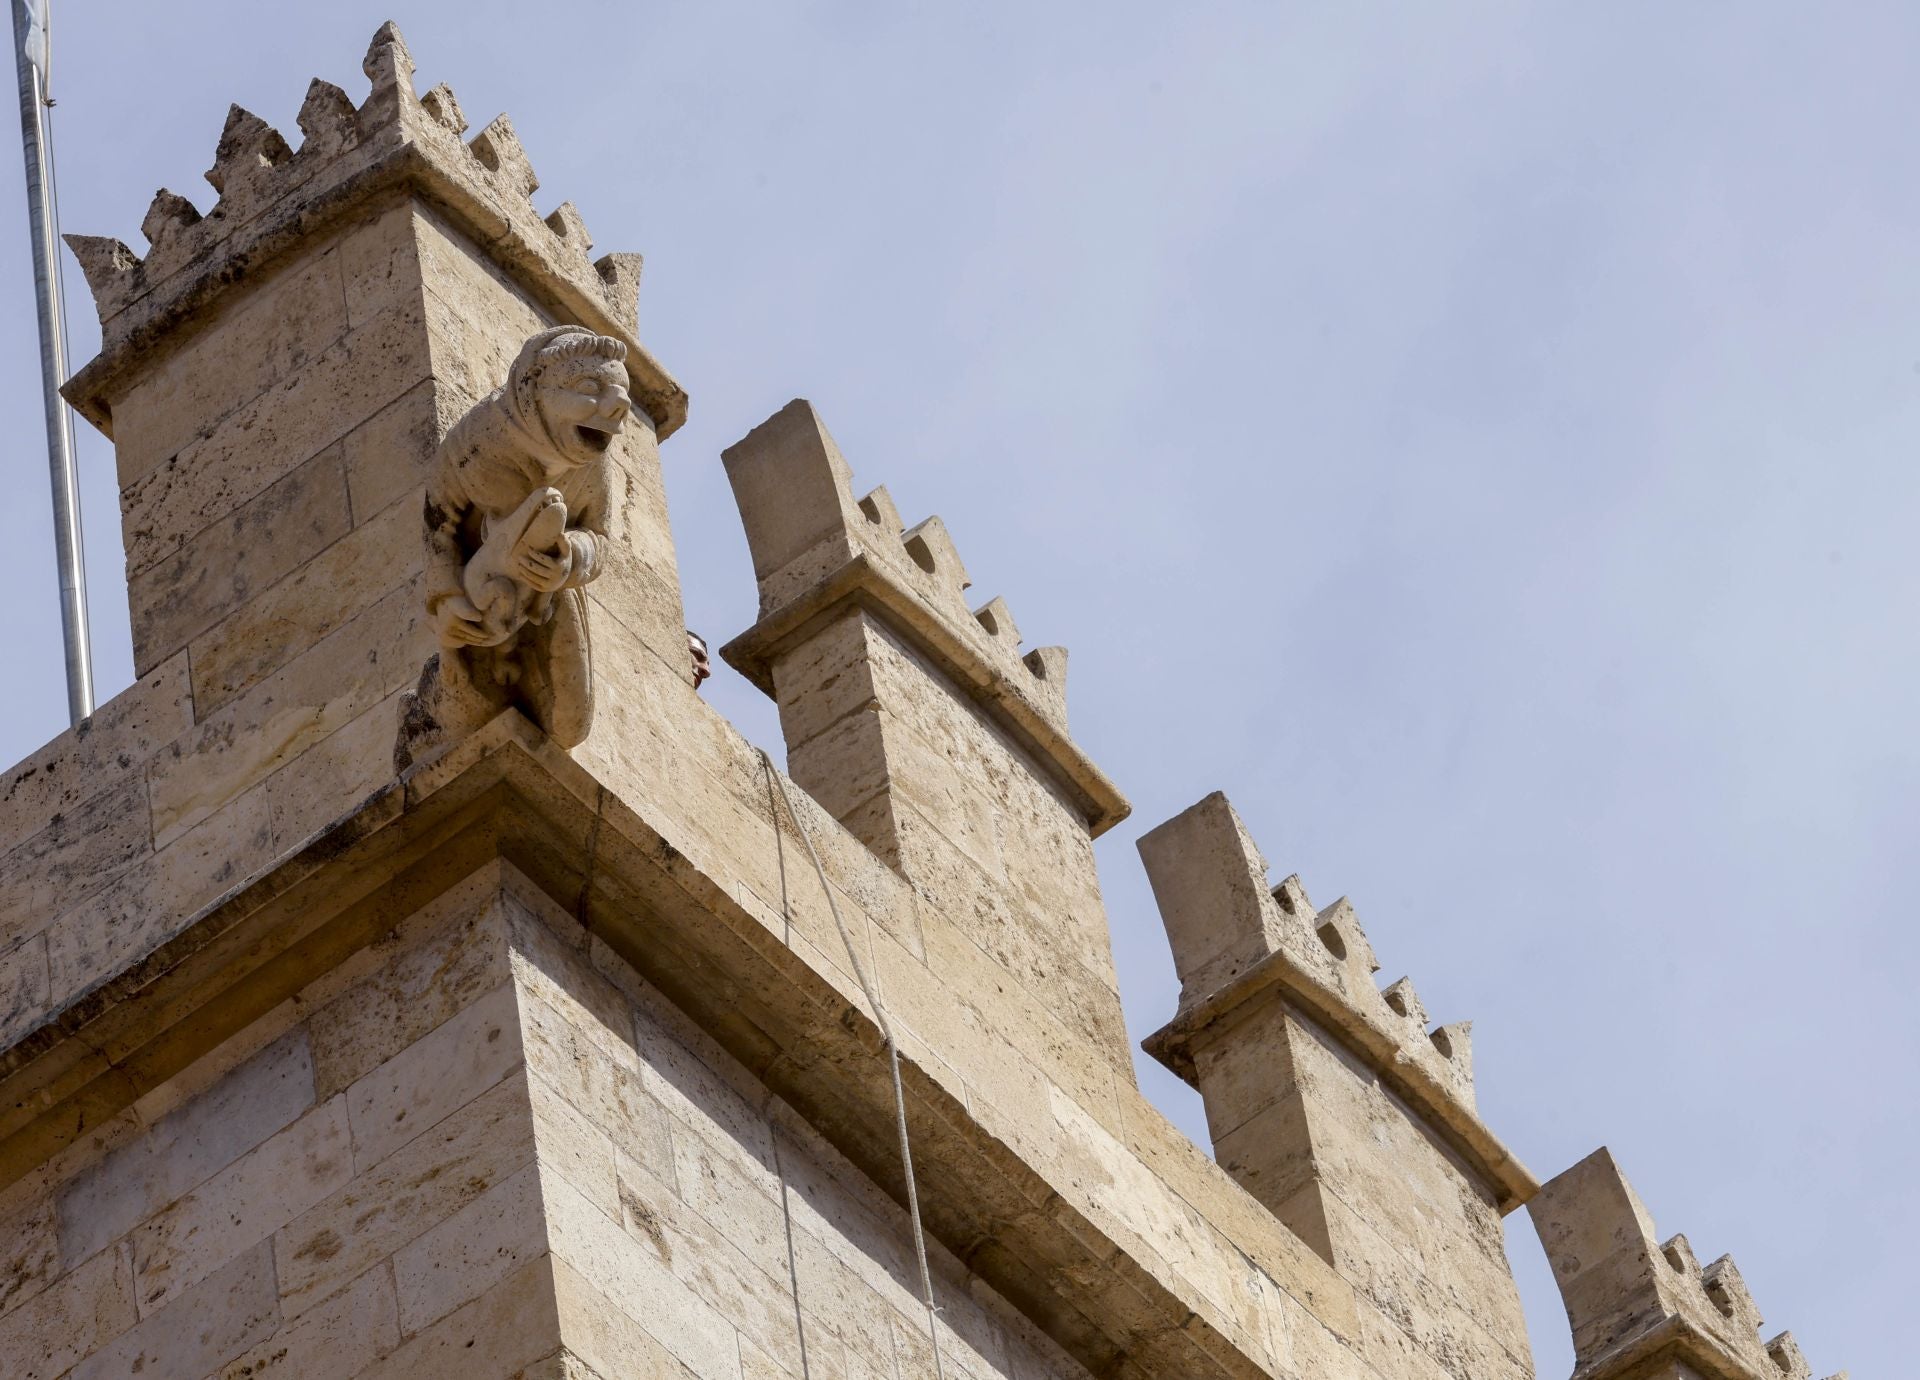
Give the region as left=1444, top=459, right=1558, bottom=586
left=575, top=424, right=615, bottom=453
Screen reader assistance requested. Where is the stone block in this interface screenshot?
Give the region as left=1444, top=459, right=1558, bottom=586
left=189, top=488, right=421, bottom=715
left=128, top=441, right=353, bottom=672
left=346, top=979, right=524, bottom=1170
left=40, top=778, right=277, bottom=1018
left=71, top=1238, right=279, bottom=1380
left=393, top=1160, right=547, bottom=1334
left=264, top=688, right=408, bottom=851
left=146, top=577, right=426, bottom=848
left=118, top=292, right=432, bottom=579
left=109, top=245, right=349, bottom=487
left=272, top=1068, right=536, bottom=1318
left=0, top=1192, right=57, bottom=1319
left=519, top=992, right=673, bottom=1184
left=354, top=1255, right=561, bottom=1380
left=0, top=652, right=192, bottom=850
left=0, top=1242, right=136, bottom=1380
left=341, top=378, right=451, bottom=524
left=542, top=1167, right=743, bottom=1380
left=211, top=1261, right=399, bottom=1379
left=306, top=873, right=513, bottom=1099
left=549, top=1254, right=710, bottom=1380
left=529, top=1069, right=619, bottom=1219
left=56, top=1029, right=315, bottom=1265
left=0, top=938, right=51, bottom=1051
left=0, top=775, right=151, bottom=954
left=130, top=1094, right=351, bottom=1314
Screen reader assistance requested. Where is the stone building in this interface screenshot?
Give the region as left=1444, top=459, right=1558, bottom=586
left=0, top=24, right=1843, bottom=1380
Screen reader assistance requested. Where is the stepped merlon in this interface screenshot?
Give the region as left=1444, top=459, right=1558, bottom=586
left=1140, top=790, right=1520, bottom=1201
left=62, top=21, right=683, bottom=443
left=720, top=397, right=1122, bottom=833
left=1530, top=1148, right=1845, bottom=1380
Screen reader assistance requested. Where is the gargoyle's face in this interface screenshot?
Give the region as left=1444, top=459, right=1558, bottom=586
left=535, top=358, right=632, bottom=469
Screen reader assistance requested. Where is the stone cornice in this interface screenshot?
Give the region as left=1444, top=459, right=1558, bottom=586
left=1145, top=937, right=1538, bottom=1214
left=722, top=550, right=1131, bottom=836
left=0, top=712, right=1336, bottom=1378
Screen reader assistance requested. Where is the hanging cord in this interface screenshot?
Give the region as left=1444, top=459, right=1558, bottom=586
left=768, top=1125, right=815, bottom=1380
left=758, top=749, right=946, bottom=1380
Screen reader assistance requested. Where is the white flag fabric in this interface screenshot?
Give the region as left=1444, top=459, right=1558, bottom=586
left=17, top=0, right=48, bottom=86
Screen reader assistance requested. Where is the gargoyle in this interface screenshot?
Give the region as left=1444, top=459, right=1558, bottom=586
left=400, top=325, right=631, bottom=758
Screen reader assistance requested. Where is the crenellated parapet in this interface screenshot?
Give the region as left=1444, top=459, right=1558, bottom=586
left=1530, top=1148, right=1845, bottom=1380
left=718, top=399, right=1138, bottom=1080
left=1139, top=791, right=1524, bottom=1205
left=1137, top=791, right=1537, bottom=1380
left=720, top=398, right=1121, bottom=832
left=62, top=21, right=682, bottom=441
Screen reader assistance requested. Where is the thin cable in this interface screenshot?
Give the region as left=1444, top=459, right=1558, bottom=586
left=758, top=749, right=946, bottom=1380
left=769, top=1125, right=814, bottom=1380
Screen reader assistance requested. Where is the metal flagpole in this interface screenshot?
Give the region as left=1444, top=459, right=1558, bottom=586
left=11, top=0, right=91, bottom=723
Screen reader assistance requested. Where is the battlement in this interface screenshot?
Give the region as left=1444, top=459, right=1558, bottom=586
left=720, top=398, right=1120, bottom=831
left=62, top=22, right=683, bottom=441
left=1139, top=791, right=1525, bottom=1205
left=1529, top=1148, right=1845, bottom=1380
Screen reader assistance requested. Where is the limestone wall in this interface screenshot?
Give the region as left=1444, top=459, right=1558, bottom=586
left=0, top=858, right=1103, bottom=1378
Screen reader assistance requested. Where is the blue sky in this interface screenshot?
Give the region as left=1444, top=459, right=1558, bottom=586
left=0, top=4, right=1911, bottom=1373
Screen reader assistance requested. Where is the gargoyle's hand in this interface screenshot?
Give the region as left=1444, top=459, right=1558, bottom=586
left=514, top=544, right=572, bottom=593
left=435, top=594, right=493, bottom=647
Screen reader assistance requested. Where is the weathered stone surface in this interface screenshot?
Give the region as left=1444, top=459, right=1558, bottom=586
left=355, top=1256, right=561, bottom=1380
left=0, top=19, right=1851, bottom=1380
left=0, top=652, right=192, bottom=849
left=128, top=441, right=354, bottom=671
left=211, top=1262, right=399, bottom=1379
left=0, top=1244, right=136, bottom=1380
left=392, top=1159, right=546, bottom=1334
left=146, top=578, right=425, bottom=848
left=188, top=489, right=419, bottom=715
left=272, top=1067, right=535, bottom=1317
left=117, top=292, right=432, bottom=583
left=130, top=1094, right=351, bottom=1312
left=0, top=1193, right=58, bottom=1318
left=346, top=978, right=523, bottom=1169
left=0, top=776, right=151, bottom=955
left=56, top=1029, right=315, bottom=1266
left=71, top=1239, right=278, bottom=1380
left=108, top=246, right=348, bottom=487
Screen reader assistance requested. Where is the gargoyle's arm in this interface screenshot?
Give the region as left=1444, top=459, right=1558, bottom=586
left=423, top=459, right=471, bottom=613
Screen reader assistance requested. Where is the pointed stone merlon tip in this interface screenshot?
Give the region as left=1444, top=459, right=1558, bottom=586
left=1527, top=1147, right=1676, bottom=1366
left=720, top=399, right=976, bottom=615
left=205, top=105, right=292, bottom=197
left=469, top=113, right=538, bottom=198
left=593, top=252, right=643, bottom=333
left=1766, top=1331, right=1813, bottom=1380
left=297, top=79, right=359, bottom=156
left=1529, top=1149, right=1834, bottom=1378
left=141, top=189, right=201, bottom=247
left=722, top=399, right=865, bottom=603
left=64, top=235, right=142, bottom=319
left=364, top=20, right=414, bottom=89
left=1137, top=792, right=1290, bottom=1003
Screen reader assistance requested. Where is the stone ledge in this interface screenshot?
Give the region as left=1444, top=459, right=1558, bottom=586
left=1568, top=1313, right=1770, bottom=1380
left=722, top=551, right=1130, bottom=837
left=0, top=713, right=1323, bottom=1378
left=1144, top=946, right=1537, bottom=1213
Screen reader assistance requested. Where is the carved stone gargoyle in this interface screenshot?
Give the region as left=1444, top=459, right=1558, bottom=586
left=397, top=325, right=631, bottom=765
